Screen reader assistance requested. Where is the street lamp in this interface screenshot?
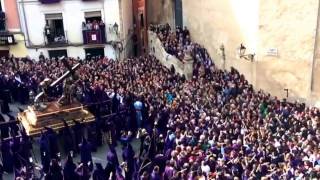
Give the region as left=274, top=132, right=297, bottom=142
left=113, top=22, right=119, bottom=36
left=239, top=43, right=246, bottom=56
left=238, top=43, right=255, bottom=61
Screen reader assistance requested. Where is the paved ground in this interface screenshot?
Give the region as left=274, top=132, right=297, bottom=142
left=1, top=102, right=140, bottom=179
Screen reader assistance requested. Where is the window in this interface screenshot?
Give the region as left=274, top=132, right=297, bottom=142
left=48, top=49, right=67, bottom=59
left=85, top=48, right=104, bottom=60
left=45, top=13, right=66, bottom=44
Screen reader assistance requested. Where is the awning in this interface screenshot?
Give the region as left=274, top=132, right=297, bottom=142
left=84, top=11, right=102, bottom=18
left=45, top=13, right=63, bottom=20
left=39, top=0, right=61, bottom=4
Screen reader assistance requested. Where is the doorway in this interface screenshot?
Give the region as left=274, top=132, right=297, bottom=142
left=48, top=49, right=67, bottom=59
left=174, top=0, right=183, bottom=28
left=85, top=47, right=105, bottom=59
left=45, top=13, right=66, bottom=44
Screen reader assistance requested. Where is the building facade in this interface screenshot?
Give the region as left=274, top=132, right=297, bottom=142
left=132, top=0, right=147, bottom=56
left=17, top=0, right=133, bottom=60
left=0, top=0, right=28, bottom=57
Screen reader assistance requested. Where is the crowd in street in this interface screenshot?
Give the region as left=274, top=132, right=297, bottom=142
left=150, top=24, right=213, bottom=70
left=0, top=24, right=319, bottom=179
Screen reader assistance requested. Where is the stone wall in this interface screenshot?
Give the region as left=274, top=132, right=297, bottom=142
left=181, top=0, right=320, bottom=105
left=146, top=0, right=174, bottom=27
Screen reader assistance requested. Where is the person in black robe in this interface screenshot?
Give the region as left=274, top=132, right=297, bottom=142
left=0, top=163, right=3, bottom=180
left=0, top=89, right=10, bottom=114
left=10, top=136, right=22, bottom=171
left=20, top=84, right=29, bottom=105
left=153, top=153, right=167, bottom=175
left=44, top=127, right=59, bottom=160
left=45, top=159, right=63, bottom=180
left=0, top=115, right=9, bottom=139
left=104, top=119, right=117, bottom=148
left=19, top=131, right=32, bottom=167
left=40, top=132, right=51, bottom=174
left=94, top=117, right=103, bottom=147
left=157, top=107, right=169, bottom=135
left=156, top=134, right=165, bottom=154
left=63, top=153, right=77, bottom=180
left=72, top=120, right=84, bottom=154
left=87, top=123, right=97, bottom=152
left=7, top=115, right=19, bottom=137
left=147, top=128, right=158, bottom=160
left=122, top=143, right=135, bottom=180
left=105, top=146, right=119, bottom=180
left=111, top=89, right=120, bottom=114
left=1, top=139, right=13, bottom=173
left=92, top=163, right=106, bottom=180
left=79, top=137, right=93, bottom=171
left=60, top=119, right=74, bottom=155
left=75, top=163, right=91, bottom=180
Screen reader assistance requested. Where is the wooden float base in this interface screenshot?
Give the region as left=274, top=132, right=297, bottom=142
left=18, top=101, right=95, bottom=136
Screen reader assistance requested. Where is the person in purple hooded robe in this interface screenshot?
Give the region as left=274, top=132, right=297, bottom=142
left=105, top=146, right=119, bottom=180
left=122, top=143, right=135, bottom=180
left=79, top=137, right=93, bottom=171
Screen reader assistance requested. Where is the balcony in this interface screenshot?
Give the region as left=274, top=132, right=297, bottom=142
left=82, top=27, right=106, bottom=44
left=44, top=30, right=68, bottom=46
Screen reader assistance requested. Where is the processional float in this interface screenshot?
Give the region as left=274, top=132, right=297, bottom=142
left=18, top=57, right=95, bottom=136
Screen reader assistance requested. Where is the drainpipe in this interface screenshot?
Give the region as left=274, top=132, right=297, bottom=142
left=19, top=0, right=31, bottom=47
left=310, top=0, right=320, bottom=92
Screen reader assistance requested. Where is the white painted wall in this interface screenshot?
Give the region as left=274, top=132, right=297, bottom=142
left=103, top=0, right=121, bottom=42
left=28, top=45, right=116, bottom=60
left=17, top=0, right=126, bottom=60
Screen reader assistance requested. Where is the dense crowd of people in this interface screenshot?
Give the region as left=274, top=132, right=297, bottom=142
left=150, top=24, right=190, bottom=61
left=0, top=23, right=319, bottom=179
left=150, top=24, right=212, bottom=69
left=82, top=20, right=106, bottom=31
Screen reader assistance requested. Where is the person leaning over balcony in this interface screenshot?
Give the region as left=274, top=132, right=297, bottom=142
left=44, top=23, right=52, bottom=42
left=86, top=21, right=93, bottom=30
left=93, top=20, right=99, bottom=30
left=99, top=20, right=105, bottom=30
left=82, top=22, right=87, bottom=30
